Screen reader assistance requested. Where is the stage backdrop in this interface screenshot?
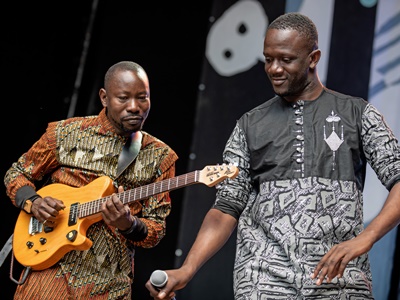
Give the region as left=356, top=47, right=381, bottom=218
left=175, top=1, right=400, bottom=299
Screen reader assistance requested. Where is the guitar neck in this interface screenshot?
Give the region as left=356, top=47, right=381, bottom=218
left=79, top=170, right=200, bottom=218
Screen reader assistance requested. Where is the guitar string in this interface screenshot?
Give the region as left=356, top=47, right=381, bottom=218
left=78, top=170, right=200, bottom=217
left=77, top=165, right=236, bottom=218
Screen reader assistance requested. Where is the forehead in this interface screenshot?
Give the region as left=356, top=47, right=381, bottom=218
left=119, top=70, right=138, bottom=81
left=112, top=70, right=147, bottom=85
left=106, top=70, right=149, bottom=95
left=264, top=28, right=307, bottom=54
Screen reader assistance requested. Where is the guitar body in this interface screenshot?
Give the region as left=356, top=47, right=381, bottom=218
left=13, top=176, right=115, bottom=271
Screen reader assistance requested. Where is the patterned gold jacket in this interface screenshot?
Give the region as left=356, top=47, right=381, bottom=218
left=5, top=108, right=178, bottom=299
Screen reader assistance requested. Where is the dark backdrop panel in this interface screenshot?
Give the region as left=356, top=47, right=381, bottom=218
left=325, top=0, right=376, bottom=98
left=0, top=1, right=212, bottom=299
left=0, top=1, right=94, bottom=298
left=174, top=1, right=285, bottom=299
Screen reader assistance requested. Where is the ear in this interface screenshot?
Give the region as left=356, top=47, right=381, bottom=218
left=309, top=49, right=321, bottom=70
left=99, top=88, right=107, bottom=107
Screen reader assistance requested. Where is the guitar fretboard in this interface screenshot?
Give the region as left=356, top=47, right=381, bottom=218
left=78, top=170, right=199, bottom=218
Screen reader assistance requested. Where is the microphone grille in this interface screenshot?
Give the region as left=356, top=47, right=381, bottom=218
left=150, top=270, right=168, bottom=287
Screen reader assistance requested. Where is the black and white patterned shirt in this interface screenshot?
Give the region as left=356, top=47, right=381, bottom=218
left=214, top=88, right=400, bottom=299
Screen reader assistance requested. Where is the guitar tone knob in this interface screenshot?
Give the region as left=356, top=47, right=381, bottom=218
left=67, top=230, right=78, bottom=242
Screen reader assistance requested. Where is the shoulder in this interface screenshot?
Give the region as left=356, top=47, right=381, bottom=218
left=44, top=115, right=103, bottom=147
left=48, top=115, right=98, bottom=129
left=239, top=95, right=281, bottom=120
left=322, top=87, right=368, bottom=106
left=142, top=131, right=178, bottom=158
left=142, top=131, right=172, bottom=148
left=141, top=131, right=179, bottom=172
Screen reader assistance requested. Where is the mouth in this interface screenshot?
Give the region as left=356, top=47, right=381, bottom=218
left=271, top=77, right=286, bottom=86
left=123, top=117, right=142, bottom=125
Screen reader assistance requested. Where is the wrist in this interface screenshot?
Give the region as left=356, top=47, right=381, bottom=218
left=22, top=195, right=41, bottom=214
left=16, top=186, right=39, bottom=208
left=119, top=216, right=137, bottom=234
left=118, top=216, right=148, bottom=241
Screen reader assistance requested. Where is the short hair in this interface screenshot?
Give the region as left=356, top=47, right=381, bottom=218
left=104, top=61, right=146, bottom=89
left=268, top=12, right=318, bottom=51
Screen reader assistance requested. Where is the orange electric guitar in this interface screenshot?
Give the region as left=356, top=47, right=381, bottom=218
left=13, top=164, right=238, bottom=272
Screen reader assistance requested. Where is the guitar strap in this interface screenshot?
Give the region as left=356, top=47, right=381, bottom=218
left=0, top=234, right=12, bottom=268
left=116, top=131, right=143, bottom=178
left=0, top=131, right=143, bottom=272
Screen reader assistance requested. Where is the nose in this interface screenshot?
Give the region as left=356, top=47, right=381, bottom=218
left=126, top=99, right=140, bottom=112
left=266, top=60, right=283, bottom=75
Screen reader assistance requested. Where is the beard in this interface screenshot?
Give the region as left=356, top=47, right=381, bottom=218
left=106, top=110, right=143, bottom=137
left=273, top=70, right=310, bottom=99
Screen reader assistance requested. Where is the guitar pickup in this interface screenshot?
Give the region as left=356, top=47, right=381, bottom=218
left=68, top=203, right=79, bottom=226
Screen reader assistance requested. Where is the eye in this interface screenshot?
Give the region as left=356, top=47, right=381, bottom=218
left=118, top=96, right=129, bottom=101
left=265, top=57, right=272, bottom=64
left=138, top=94, right=149, bottom=102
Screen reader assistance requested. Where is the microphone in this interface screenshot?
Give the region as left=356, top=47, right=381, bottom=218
left=150, top=270, right=176, bottom=300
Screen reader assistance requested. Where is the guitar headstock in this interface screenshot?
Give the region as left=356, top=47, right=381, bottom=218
left=199, top=164, right=239, bottom=187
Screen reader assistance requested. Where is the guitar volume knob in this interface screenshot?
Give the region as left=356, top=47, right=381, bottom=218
left=67, top=230, right=78, bottom=242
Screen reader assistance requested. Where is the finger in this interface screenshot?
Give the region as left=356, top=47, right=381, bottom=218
left=311, top=255, right=331, bottom=284
left=101, top=211, right=110, bottom=223
left=111, top=194, right=125, bottom=210
left=124, top=204, right=131, bottom=215
left=42, top=219, right=55, bottom=227
left=46, top=205, right=62, bottom=217
left=311, top=257, right=327, bottom=279
left=317, top=266, right=331, bottom=284
left=158, top=290, right=167, bottom=299
left=331, top=256, right=350, bottom=280
left=113, top=186, right=125, bottom=209
left=53, top=199, right=66, bottom=211
left=317, top=254, right=343, bottom=284
left=39, top=198, right=62, bottom=216
left=145, top=281, right=159, bottom=296
left=42, top=210, right=55, bottom=221
left=315, top=267, right=328, bottom=285
left=325, top=248, right=350, bottom=281
left=106, top=196, right=119, bottom=212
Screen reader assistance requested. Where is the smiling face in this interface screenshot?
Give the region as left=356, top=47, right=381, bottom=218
left=263, top=28, right=322, bottom=103
left=99, top=68, right=150, bottom=137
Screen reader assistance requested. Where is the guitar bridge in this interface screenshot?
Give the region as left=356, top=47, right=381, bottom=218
left=28, top=217, right=43, bottom=235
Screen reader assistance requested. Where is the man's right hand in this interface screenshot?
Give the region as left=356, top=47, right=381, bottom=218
left=145, top=269, right=189, bottom=300
left=32, top=196, right=65, bottom=227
